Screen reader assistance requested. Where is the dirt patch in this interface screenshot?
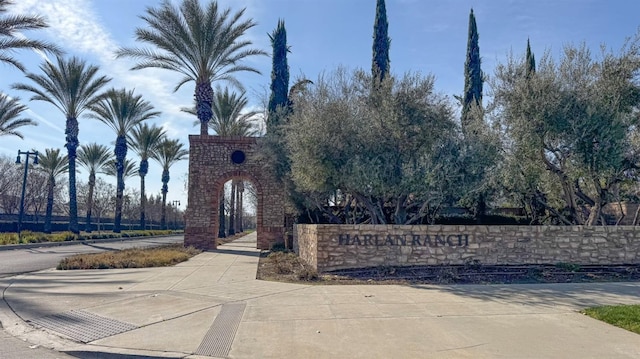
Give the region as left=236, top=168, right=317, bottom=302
left=257, top=252, right=640, bottom=285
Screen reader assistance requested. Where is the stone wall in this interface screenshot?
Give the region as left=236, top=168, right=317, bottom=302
left=185, top=136, right=285, bottom=250
left=293, top=224, right=640, bottom=272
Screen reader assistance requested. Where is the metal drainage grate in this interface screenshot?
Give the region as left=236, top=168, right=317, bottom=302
left=29, top=309, right=138, bottom=343
left=195, top=301, right=246, bottom=358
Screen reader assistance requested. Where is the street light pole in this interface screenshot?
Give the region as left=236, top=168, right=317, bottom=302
left=15, top=150, right=39, bottom=240
left=171, top=200, right=180, bottom=230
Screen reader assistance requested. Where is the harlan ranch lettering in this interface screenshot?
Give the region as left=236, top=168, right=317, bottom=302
left=337, top=233, right=469, bottom=247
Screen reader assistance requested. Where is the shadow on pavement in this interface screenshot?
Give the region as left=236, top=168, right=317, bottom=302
left=411, top=281, right=640, bottom=308
left=66, top=351, right=182, bottom=359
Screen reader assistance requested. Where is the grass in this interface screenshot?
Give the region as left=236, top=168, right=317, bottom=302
left=582, top=305, right=640, bottom=335
left=57, top=244, right=201, bottom=270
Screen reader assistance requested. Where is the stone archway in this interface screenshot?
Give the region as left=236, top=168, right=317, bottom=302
left=184, top=135, right=285, bottom=250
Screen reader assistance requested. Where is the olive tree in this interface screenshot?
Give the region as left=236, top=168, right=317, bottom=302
left=286, top=68, right=457, bottom=224
left=493, top=38, right=640, bottom=225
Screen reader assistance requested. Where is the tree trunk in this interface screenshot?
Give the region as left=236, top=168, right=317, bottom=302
left=586, top=202, right=602, bottom=226
left=229, top=180, right=236, bottom=235
left=139, top=159, right=148, bottom=230
left=85, top=171, right=95, bottom=232
left=586, top=182, right=607, bottom=226
left=161, top=169, right=169, bottom=230
left=195, top=79, right=213, bottom=136
left=393, top=194, right=407, bottom=224
left=44, top=176, right=55, bottom=234
left=113, top=136, right=127, bottom=233
left=66, top=116, right=80, bottom=234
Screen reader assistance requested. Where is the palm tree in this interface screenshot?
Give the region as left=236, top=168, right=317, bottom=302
left=0, top=94, right=36, bottom=138
left=77, top=143, right=112, bottom=232
left=152, top=138, right=188, bottom=229
left=130, top=123, right=166, bottom=229
left=102, top=158, right=138, bottom=231
left=116, top=0, right=265, bottom=136
left=0, top=0, right=61, bottom=71
left=37, top=148, right=68, bottom=233
left=102, top=158, right=139, bottom=181
left=13, top=56, right=111, bottom=233
left=88, top=88, right=159, bottom=233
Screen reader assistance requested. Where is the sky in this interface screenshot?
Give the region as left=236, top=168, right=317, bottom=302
left=1, top=0, right=639, bottom=212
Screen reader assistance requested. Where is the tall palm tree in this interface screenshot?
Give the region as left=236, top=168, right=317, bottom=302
left=88, top=88, right=159, bottom=233
left=152, top=138, right=188, bottom=229
left=0, top=94, right=36, bottom=138
left=37, top=148, right=68, bottom=233
left=13, top=56, right=111, bottom=234
left=77, top=143, right=112, bottom=232
left=0, top=0, right=61, bottom=72
left=116, top=0, right=265, bottom=136
left=130, top=123, right=166, bottom=229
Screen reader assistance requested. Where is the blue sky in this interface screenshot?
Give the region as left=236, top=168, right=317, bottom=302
left=2, top=0, right=639, bottom=210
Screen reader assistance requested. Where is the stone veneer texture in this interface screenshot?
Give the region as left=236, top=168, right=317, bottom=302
left=293, top=224, right=640, bottom=272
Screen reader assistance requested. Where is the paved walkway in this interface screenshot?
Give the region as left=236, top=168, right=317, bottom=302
left=0, top=232, right=639, bottom=358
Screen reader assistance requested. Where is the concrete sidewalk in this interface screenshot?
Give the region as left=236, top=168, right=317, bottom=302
left=0, top=232, right=639, bottom=358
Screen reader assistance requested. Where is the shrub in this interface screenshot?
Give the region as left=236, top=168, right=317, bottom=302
left=270, top=242, right=288, bottom=252
left=0, top=233, right=18, bottom=245
left=0, top=229, right=178, bottom=246
left=268, top=251, right=297, bottom=274
left=57, top=244, right=201, bottom=270
left=50, top=232, right=78, bottom=242
left=296, top=265, right=319, bottom=281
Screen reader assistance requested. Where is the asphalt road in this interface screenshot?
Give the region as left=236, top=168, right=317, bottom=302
left=0, top=235, right=184, bottom=277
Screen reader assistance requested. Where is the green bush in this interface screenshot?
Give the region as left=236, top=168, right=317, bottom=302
left=0, top=229, right=177, bottom=246
left=0, top=233, right=18, bottom=245
left=50, top=232, right=78, bottom=242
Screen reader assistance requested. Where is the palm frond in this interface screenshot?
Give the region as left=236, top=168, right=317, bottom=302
left=101, top=158, right=138, bottom=181
left=37, top=148, right=69, bottom=178
left=0, top=0, right=62, bottom=71
left=77, top=143, right=113, bottom=174
left=0, top=93, right=36, bottom=138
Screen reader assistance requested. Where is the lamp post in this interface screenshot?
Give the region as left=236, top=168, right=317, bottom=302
left=171, top=200, right=180, bottom=230
left=15, top=150, right=39, bottom=240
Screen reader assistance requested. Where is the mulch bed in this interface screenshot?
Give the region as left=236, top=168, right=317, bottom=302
left=257, top=251, right=640, bottom=285
left=324, top=264, right=640, bottom=285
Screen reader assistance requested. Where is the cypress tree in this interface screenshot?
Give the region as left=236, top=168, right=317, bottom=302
left=372, top=0, right=390, bottom=81
left=525, top=38, right=536, bottom=78
left=461, top=8, right=483, bottom=133
left=267, top=19, right=289, bottom=131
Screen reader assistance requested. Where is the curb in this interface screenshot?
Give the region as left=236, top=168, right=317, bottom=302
left=0, top=234, right=184, bottom=251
